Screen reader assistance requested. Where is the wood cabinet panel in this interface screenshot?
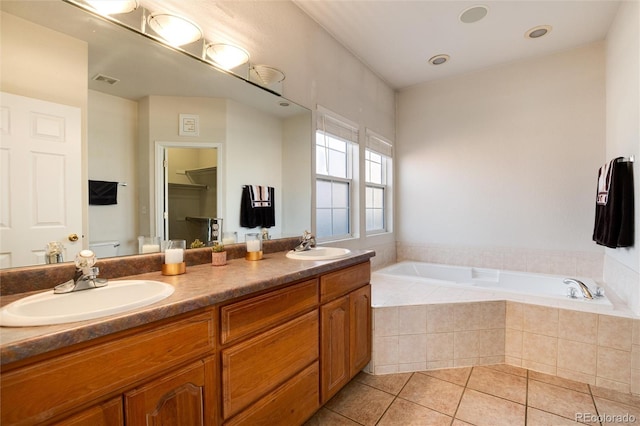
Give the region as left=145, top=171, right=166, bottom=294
left=320, top=262, right=370, bottom=303
left=221, top=311, right=319, bottom=419
left=224, top=362, right=319, bottom=426
left=220, top=279, right=318, bottom=345
left=125, top=358, right=215, bottom=426
left=54, top=397, right=123, bottom=426
left=350, top=284, right=372, bottom=374
left=1, top=310, right=214, bottom=425
left=320, top=295, right=350, bottom=403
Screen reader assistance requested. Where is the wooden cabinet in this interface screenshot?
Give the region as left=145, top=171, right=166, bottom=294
left=1, top=259, right=373, bottom=426
left=220, top=280, right=320, bottom=424
left=125, top=357, right=216, bottom=426
left=319, top=263, right=372, bottom=403
left=1, top=309, right=216, bottom=426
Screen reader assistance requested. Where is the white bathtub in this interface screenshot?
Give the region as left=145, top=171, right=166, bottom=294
left=372, top=261, right=613, bottom=309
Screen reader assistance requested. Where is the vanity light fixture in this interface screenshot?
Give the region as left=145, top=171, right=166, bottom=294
left=147, top=12, right=203, bottom=47
left=526, top=25, right=552, bottom=39
left=84, top=0, right=138, bottom=15
left=252, top=65, right=286, bottom=85
left=429, top=54, right=450, bottom=66
left=205, top=43, right=250, bottom=70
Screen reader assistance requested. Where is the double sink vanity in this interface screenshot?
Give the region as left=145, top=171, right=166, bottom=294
left=0, top=244, right=374, bottom=425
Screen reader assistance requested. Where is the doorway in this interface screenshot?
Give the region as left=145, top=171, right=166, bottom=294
left=155, top=142, right=223, bottom=246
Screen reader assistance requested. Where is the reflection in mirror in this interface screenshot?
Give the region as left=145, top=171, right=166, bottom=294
left=0, top=0, right=311, bottom=269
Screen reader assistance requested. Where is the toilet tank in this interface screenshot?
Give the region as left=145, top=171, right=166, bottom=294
left=89, top=241, right=120, bottom=258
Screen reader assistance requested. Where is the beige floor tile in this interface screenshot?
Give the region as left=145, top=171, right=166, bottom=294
left=484, top=363, right=528, bottom=378
left=526, top=407, right=583, bottom=425
left=377, top=398, right=452, bottom=426
left=455, top=389, right=526, bottom=426
left=591, top=384, right=640, bottom=408
left=593, top=397, right=640, bottom=426
left=353, top=371, right=412, bottom=396
left=420, top=366, right=472, bottom=386
left=304, top=408, right=361, bottom=426
left=529, top=370, right=590, bottom=393
left=467, top=366, right=527, bottom=404
left=399, top=373, right=465, bottom=416
left=325, top=381, right=395, bottom=426
left=527, top=380, right=598, bottom=424
left=452, top=420, right=475, bottom=426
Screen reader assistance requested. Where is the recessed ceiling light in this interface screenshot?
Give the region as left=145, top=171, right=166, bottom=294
left=429, top=54, right=450, bottom=66
left=459, top=5, right=488, bottom=24
left=526, top=25, right=552, bottom=39
left=147, top=13, right=203, bottom=47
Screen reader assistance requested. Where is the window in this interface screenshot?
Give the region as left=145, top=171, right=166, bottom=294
left=315, top=107, right=358, bottom=240
left=365, top=130, right=393, bottom=234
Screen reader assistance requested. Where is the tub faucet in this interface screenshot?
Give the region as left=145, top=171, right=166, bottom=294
left=563, top=278, right=593, bottom=299
left=293, top=231, right=316, bottom=252
left=53, top=250, right=108, bottom=294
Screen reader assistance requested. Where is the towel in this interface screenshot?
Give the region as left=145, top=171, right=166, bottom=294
left=240, top=185, right=275, bottom=228
left=593, top=158, right=634, bottom=248
left=596, top=159, right=615, bottom=205
left=89, top=180, right=118, bottom=205
left=249, top=185, right=271, bottom=208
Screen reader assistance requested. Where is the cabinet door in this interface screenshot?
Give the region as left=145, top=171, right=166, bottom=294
left=350, top=284, right=372, bottom=374
left=54, top=397, right=123, bottom=426
left=320, top=295, right=350, bottom=404
left=125, top=358, right=214, bottom=426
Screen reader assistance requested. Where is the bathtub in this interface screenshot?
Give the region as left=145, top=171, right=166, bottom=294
left=372, top=261, right=613, bottom=309
left=368, top=261, right=638, bottom=397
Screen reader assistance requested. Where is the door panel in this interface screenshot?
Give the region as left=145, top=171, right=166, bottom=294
left=0, top=92, right=82, bottom=268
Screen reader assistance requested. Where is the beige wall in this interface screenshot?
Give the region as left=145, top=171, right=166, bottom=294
left=397, top=43, right=605, bottom=252
left=87, top=90, right=138, bottom=255
left=604, top=0, right=640, bottom=315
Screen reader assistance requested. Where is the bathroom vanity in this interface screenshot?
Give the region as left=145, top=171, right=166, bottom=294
left=0, top=250, right=373, bottom=425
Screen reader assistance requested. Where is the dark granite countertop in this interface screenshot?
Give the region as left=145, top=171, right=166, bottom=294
left=0, top=249, right=374, bottom=365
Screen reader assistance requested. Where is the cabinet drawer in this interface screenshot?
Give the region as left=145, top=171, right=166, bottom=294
left=1, top=310, right=214, bottom=426
left=220, top=279, right=318, bottom=345
left=320, top=261, right=370, bottom=303
left=221, top=310, right=319, bottom=419
left=224, top=362, right=319, bottom=426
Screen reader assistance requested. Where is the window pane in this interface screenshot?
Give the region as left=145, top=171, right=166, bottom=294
left=332, top=181, right=349, bottom=208
left=316, top=146, right=328, bottom=175
left=316, top=180, right=332, bottom=208
left=328, top=149, right=347, bottom=178
left=316, top=209, right=332, bottom=238
left=332, top=208, right=349, bottom=235
left=366, top=186, right=385, bottom=232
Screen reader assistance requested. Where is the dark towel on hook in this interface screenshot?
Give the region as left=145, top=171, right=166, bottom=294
left=240, top=185, right=275, bottom=228
left=592, top=158, right=634, bottom=248
left=89, top=180, right=118, bottom=205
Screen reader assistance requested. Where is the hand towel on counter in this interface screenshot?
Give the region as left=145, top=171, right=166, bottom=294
left=592, top=158, right=634, bottom=248
left=240, top=185, right=275, bottom=228
left=88, top=180, right=118, bottom=205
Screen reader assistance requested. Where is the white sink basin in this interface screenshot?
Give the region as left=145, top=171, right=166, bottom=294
left=286, top=247, right=351, bottom=261
left=0, top=280, right=174, bottom=327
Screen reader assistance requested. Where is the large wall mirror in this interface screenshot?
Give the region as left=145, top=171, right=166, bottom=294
left=0, top=0, right=311, bottom=269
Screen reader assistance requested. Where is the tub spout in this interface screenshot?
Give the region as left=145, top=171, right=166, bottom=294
left=563, top=278, right=593, bottom=299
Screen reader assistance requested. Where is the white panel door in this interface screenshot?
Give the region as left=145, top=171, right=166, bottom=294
left=0, top=92, right=82, bottom=268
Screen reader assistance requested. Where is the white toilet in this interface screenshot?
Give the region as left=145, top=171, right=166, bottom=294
left=88, top=241, right=120, bottom=259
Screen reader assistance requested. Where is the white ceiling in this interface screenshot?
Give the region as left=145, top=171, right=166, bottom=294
left=293, top=1, right=621, bottom=89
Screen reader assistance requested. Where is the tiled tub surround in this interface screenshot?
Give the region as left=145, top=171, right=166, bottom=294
left=369, top=273, right=640, bottom=397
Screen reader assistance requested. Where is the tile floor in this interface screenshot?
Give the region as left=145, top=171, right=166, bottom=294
left=305, top=365, right=640, bottom=426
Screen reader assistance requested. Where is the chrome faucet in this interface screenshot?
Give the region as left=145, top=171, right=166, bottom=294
left=563, top=278, right=593, bottom=299
left=293, top=230, right=316, bottom=252
left=54, top=250, right=108, bottom=294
